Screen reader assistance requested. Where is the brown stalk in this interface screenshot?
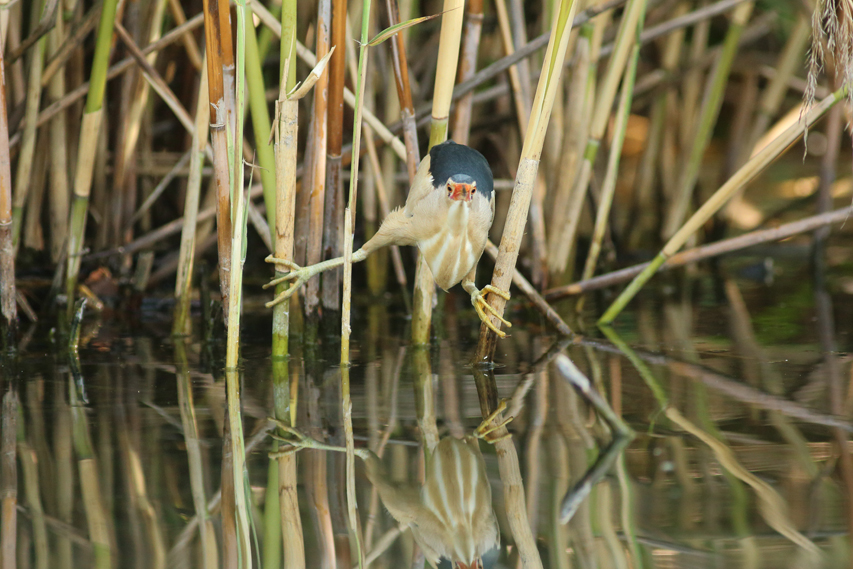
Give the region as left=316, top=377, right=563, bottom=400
left=450, top=0, right=484, bottom=144
left=166, top=0, right=203, bottom=70
left=201, top=0, right=236, bottom=319
left=322, top=0, right=348, bottom=310
left=305, top=0, right=331, bottom=315
left=385, top=0, right=421, bottom=181
left=0, top=36, right=16, bottom=342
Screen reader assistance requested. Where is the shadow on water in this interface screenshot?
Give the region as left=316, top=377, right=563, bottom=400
left=4, top=255, right=853, bottom=569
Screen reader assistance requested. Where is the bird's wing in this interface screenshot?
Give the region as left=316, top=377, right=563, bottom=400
left=404, top=153, right=436, bottom=218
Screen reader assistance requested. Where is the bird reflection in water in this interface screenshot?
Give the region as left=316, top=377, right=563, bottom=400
left=272, top=401, right=513, bottom=569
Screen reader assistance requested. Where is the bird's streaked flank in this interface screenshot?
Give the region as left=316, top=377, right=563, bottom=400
left=264, top=140, right=512, bottom=337
left=270, top=400, right=514, bottom=569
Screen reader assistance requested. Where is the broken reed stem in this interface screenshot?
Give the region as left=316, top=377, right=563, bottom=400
left=201, top=0, right=236, bottom=322
left=304, top=0, right=331, bottom=316
left=64, top=0, right=119, bottom=321
left=173, top=61, right=210, bottom=337
left=11, top=0, right=46, bottom=250
left=412, top=0, right=465, bottom=345
left=476, top=0, right=580, bottom=364
left=384, top=0, right=421, bottom=180
left=321, top=0, right=348, bottom=310
left=599, top=85, right=848, bottom=324
left=579, top=13, right=643, bottom=286
left=450, top=0, right=484, bottom=144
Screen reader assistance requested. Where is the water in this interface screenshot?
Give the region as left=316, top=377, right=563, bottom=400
left=4, top=254, right=852, bottom=569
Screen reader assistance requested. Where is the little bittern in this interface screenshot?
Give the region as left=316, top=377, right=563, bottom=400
left=272, top=402, right=514, bottom=569
left=265, top=140, right=512, bottom=336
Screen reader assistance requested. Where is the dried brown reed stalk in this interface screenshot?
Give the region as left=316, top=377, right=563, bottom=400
left=305, top=0, right=332, bottom=316
left=201, top=0, right=236, bottom=319
left=451, top=0, right=484, bottom=144
left=322, top=0, right=348, bottom=310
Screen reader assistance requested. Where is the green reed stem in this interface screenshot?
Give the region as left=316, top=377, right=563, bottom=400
left=65, top=0, right=120, bottom=320
left=662, top=1, right=753, bottom=238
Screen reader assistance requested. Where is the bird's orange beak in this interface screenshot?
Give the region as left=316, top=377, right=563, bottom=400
left=455, top=561, right=482, bottom=569
left=448, top=182, right=475, bottom=202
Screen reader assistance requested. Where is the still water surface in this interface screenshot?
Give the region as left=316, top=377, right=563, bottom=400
left=6, top=255, right=853, bottom=569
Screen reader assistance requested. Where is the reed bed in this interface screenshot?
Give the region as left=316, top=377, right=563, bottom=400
left=2, top=0, right=853, bottom=565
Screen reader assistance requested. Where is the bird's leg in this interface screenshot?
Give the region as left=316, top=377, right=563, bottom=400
left=263, top=249, right=368, bottom=308
left=462, top=271, right=512, bottom=338
left=474, top=398, right=514, bottom=444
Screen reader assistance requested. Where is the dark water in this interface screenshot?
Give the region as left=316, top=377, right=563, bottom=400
left=4, top=253, right=852, bottom=569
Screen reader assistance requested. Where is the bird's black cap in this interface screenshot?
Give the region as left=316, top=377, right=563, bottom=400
left=429, top=140, right=493, bottom=200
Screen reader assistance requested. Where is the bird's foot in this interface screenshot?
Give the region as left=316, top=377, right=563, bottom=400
left=475, top=399, right=514, bottom=444
left=263, top=256, right=312, bottom=308
left=470, top=284, right=512, bottom=338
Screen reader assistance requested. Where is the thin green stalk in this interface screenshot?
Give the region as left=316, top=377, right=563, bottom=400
left=65, top=0, right=120, bottom=320
left=245, top=20, right=276, bottom=238
left=578, top=11, right=643, bottom=289
left=550, top=0, right=647, bottom=267
left=662, top=1, right=753, bottom=238
left=599, top=85, right=848, bottom=324
left=173, top=62, right=210, bottom=337
left=340, top=1, right=370, bottom=567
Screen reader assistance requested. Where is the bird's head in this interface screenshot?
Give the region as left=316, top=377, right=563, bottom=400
left=428, top=140, right=493, bottom=207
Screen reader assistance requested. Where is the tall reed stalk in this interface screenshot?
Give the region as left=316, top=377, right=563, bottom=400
left=599, top=85, right=848, bottom=324
left=46, top=0, right=70, bottom=263
left=64, top=0, right=120, bottom=321
left=412, top=0, right=464, bottom=345
left=270, top=3, right=306, bottom=568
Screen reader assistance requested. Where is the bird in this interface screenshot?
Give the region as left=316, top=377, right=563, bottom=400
left=271, top=401, right=513, bottom=569
left=264, top=139, right=512, bottom=337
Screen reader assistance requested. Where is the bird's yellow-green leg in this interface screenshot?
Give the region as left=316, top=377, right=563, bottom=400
left=462, top=275, right=512, bottom=338
left=263, top=250, right=368, bottom=308
left=475, top=399, right=514, bottom=443
left=268, top=420, right=371, bottom=460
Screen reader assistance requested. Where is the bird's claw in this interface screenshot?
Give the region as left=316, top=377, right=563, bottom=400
left=475, top=399, right=514, bottom=444
left=263, top=256, right=308, bottom=308
left=470, top=285, right=512, bottom=338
